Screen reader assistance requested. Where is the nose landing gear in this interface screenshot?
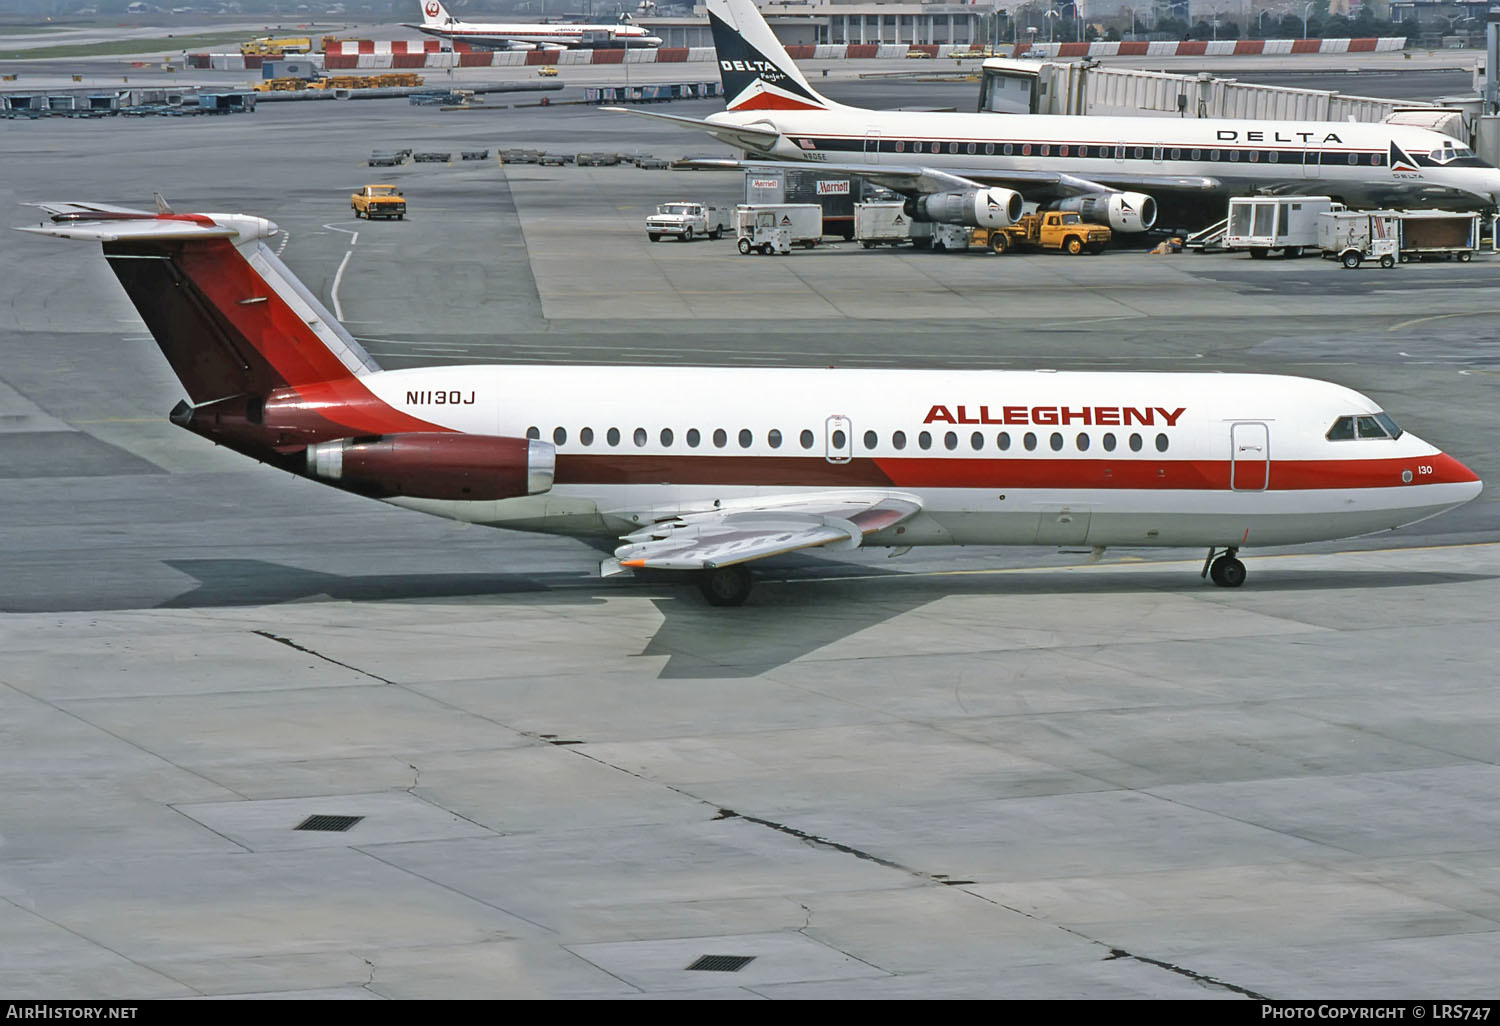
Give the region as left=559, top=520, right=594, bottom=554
left=1201, top=547, right=1247, bottom=588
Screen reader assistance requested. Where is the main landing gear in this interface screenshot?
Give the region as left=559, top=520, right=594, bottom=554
left=1201, top=547, right=1247, bottom=588
left=699, top=564, right=754, bottom=607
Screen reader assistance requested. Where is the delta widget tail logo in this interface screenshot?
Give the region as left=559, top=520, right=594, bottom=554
left=1389, top=140, right=1420, bottom=173
left=709, top=9, right=827, bottom=112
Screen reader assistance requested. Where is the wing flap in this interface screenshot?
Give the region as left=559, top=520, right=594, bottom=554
left=608, top=491, right=922, bottom=573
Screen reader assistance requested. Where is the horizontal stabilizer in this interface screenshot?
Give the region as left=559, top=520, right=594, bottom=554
left=17, top=203, right=276, bottom=244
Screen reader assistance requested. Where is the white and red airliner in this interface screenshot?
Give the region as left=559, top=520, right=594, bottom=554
left=20, top=201, right=1481, bottom=605
left=612, top=0, right=1500, bottom=232
left=408, top=0, right=661, bottom=51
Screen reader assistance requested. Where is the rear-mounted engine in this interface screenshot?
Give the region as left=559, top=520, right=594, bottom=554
left=305, top=433, right=554, bottom=500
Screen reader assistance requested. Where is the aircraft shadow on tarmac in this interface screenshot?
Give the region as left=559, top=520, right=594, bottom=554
left=157, top=558, right=1496, bottom=681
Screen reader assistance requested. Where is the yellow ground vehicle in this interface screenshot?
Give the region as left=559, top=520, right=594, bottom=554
left=351, top=185, right=406, bottom=221
left=537, top=66, right=558, bottom=76
left=240, top=36, right=312, bottom=56
left=988, top=211, right=1111, bottom=255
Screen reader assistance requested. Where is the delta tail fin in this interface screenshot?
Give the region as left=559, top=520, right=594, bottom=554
left=706, top=0, right=834, bottom=112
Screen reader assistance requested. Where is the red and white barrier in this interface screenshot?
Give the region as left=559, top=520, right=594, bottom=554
left=193, top=37, right=1408, bottom=71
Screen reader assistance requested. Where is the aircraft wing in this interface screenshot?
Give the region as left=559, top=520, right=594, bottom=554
left=600, top=108, right=785, bottom=157
left=601, top=491, right=922, bottom=574
left=679, top=157, right=1221, bottom=200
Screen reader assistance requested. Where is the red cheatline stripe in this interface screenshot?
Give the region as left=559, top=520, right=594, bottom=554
left=553, top=453, right=1476, bottom=491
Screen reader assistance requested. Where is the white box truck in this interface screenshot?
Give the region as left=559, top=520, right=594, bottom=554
left=853, top=201, right=930, bottom=247
left=1318, top=210, right=1401, bottom=269
left=734, top=203, right=822, bottom=251
left=1225, top=196, right=1342, bottom=258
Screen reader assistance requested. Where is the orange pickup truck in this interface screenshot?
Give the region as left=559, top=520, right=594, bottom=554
left=350, top=184, right=406, bottom=221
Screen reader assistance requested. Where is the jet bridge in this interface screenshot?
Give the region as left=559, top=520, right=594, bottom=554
left=979, top=58, right=1450, bottom=129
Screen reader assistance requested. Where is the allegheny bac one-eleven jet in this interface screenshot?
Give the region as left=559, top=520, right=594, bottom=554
left=609, top=0, right=1500, bottom=233
left=19, top=200, right=1481, bottom=605
left=408, top=0, right=661, bottom=51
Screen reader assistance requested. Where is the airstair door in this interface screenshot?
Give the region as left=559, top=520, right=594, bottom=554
left=1303, top=142, right=1322, bottom=179
left=1230, top=422, right=1270, bottom=491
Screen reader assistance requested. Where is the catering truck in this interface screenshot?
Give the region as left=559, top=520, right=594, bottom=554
left=734, top=204, right=822, bottom=250
left=1318, top=209, right=1400, bottom=269
left=1225, top=195, right=1342, bottom=258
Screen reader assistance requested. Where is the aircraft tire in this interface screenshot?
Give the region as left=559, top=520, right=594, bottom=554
left=699, top=565, right=753, bottom=607
left=1209, top=555, right=1246, bottom=588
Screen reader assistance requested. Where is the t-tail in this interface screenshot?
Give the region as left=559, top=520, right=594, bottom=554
left=707, top=0, right=834, bottom=112
left=17, top=201, right=452, bottom=473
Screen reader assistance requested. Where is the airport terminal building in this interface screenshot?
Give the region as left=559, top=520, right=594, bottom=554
left=642, top=1, right=1005, bottom=48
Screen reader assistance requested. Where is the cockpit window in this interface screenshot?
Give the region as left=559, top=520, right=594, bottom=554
left=1327, top=413, right=1402, bottom=441
left=1428, top=145, right=1476, bottom=164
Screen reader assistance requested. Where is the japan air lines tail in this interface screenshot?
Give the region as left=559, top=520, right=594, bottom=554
left=19, top=201, right=1481, bottom=605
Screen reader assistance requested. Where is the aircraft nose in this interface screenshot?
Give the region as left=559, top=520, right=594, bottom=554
left=1436, top=451, right=1483, bottom=504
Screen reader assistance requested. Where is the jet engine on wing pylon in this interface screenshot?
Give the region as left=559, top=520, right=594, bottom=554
left=1053, top=191, right=1157, bottom=233
left=905, top=187, right=1024, bottom=229
left=305, top=433, right=555, bottom=500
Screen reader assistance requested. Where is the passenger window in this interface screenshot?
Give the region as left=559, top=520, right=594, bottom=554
left=1102, top=432, right=1115, bottom=452
left=1325, top=416, right=1356, bottom=441
left=1076, top=433, right=1089, bottom=452
left=1023, top=432, right=1037, bottom=451
left=918, top=431, right=933, bottom=450
left=863, top=430, right=877, bottom=450
left=607, top=427, right=621, bottom=446
left=580, top=427, right=594, bottom=446
left=966, top=142, right=976, bottom=155
left=1049, top=432, right=1063, bottom=451
left=1155, top=433, right=1169, bottom=452
left=799, top=429, right=814, bottom=449
left=769, top=429, right=783, bottom=448
left=944, top=431, right=958, bottom=450
left=553, top=427, right=567, bottom=445
left=526, top=426, right=540, bottom=440
left=829, top=429, right=845, bottom=449
left=633, top=428, right=647, bottom=447
left=971, top=431, right=984, bottom=451
left=686, top=428, right=700, bottom=448
left=892, top=430, right=907, bottom=450
left=1357, top=416, right=1388, bottom=439
left=713, top=428, right=727, bottom=448
left=1128, top=433, right=1142, bottom=452
left=739, top=428, right=752, bottom=448
left=997, top=431, right=1010, bottom=451
left=660, top=428, right=673, bottom=446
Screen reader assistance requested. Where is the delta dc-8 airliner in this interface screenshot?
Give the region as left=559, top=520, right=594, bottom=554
left=20, top=201, right=1480, bottom=605
left=611, top=0, right=1500, bottom=233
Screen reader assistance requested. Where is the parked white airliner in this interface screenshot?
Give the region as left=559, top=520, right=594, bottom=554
left=611, top=0, right=1500, bottom=232
left=408, top=0, right=661, bottom=51
left=20, top=202, right=1481, bottom=605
